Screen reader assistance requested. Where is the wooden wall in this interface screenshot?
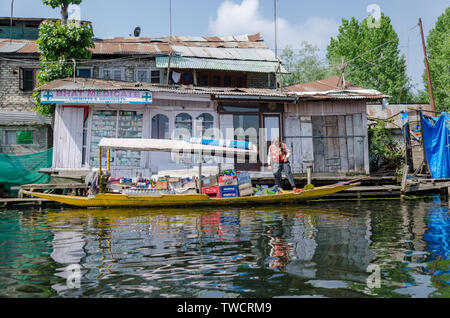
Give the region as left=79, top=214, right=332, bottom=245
left=285, top=100, right=369, bottom=174
left=52, top=106, right=84, bottom=169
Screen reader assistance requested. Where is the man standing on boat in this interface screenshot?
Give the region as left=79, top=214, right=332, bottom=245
left=267, top=136, right=297, bottom=191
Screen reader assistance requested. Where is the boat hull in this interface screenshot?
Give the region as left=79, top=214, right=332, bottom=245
left=22, top=182, right=359, bottom=208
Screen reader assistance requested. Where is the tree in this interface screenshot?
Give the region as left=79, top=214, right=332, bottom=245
left=280, top=41, right=331, bottom=86
left=423, top=7, right=450, bottom=112
left=42, top=0, right=82, bottom=25
left=33, top=0, right=94, bottom=116
left=327, top=14, right=413, bottom=103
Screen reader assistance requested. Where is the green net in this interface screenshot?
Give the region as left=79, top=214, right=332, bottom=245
left=0, top=148, right=53, bottom=192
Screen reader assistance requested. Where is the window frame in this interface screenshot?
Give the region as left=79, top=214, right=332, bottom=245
left=76, top=67, right=93, bottom=78
left=134, top=67, right=162, bottom=84
left=99, top=67, right=126, bottom=81
left=19, top=67, right=39, bottom=92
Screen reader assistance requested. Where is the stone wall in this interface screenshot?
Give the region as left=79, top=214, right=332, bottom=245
left=0, top=60, right=38, bottom=112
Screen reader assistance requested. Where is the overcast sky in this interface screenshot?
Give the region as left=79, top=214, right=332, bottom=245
left=1, top=0, right=448, bottom=91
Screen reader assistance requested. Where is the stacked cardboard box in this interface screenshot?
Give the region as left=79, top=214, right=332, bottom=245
left=237, top=171, right=253, bottom=196
left=219, top=185, right=239, bottom=198
left=218, top=175, right=238, bottom=197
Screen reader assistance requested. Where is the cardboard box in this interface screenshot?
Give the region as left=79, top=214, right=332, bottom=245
left=237, top=171, right=251, bottom=185
left=155, top=181, right=168, bottom=190
left=201, top=175, right=218, bottom=187
left=221, top=191, right=239, bottom=198
left=238, top=183, right=253, bottom=197
left=218, top=175, right=237, bottom=186
left=220, top=185, right=239, bottom=198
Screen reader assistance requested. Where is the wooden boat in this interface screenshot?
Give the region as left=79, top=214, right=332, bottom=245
left=23, top=182, right=359, bottom=208
left=23, top=137, right=360, bottom=208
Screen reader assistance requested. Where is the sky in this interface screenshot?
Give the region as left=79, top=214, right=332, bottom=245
left=1, top=0, right=449, bottom=92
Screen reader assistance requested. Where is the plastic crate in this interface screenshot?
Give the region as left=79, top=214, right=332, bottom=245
left=202, top=186, right=220, bottom=198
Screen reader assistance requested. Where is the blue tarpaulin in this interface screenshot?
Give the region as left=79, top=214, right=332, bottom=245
left=421, top=111, right=450, bottom=179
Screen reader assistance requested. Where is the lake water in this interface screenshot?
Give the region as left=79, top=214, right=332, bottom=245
left=0, top=197, right=448, bottom=298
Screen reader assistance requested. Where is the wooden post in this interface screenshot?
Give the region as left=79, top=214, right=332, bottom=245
left=401, top=164, right=410, bottom=199
left=198, top=150, right=203, bottom=194
left=98, top=147, right=102, bottom=193
left=107, top=148, right=110, bottom=172
left=306, top=164, right=312, bottom=185
left=419, top=18, right=436, bottom=110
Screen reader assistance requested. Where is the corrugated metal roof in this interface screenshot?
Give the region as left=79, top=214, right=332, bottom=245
left=36, top=77, right=289, bottom=98
left=285, top=76, right=388, bottom=100
left=156, top=56, right=288, bottom=74
left=171, top=46, right=277, bottom=61
left=0, top=33, right=267, bottom=56
left=0, top=41, right=27, bottom=53
left=0, top=111, right=51, bottom=125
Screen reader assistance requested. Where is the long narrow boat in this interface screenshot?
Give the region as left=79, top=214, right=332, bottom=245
left=22, top=182, right=359, bottom=208
left=23, top=137, right=359, bottom=208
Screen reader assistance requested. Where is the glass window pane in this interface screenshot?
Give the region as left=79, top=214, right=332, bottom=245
left=116, top=111, right=143, bottom=166
left=89, top=110, right=117, bottom=167
left=264, top=116, right=280, bottom=143
left=113, top=70, right=122, bottom=80
left=175, top=113, right=192, bottom=139
left=151, top=70, right=160, bottom=83
left=77, top=68, right=91, bottom=78
left=196, top=113, right=214, bottom=135
left=16, top=131, right=33, bottom=144
left=5, top=131, right=17, bottom=145
left=152, top=114, right=169, bottom=139
left=137, top=70, right=149, bottom=82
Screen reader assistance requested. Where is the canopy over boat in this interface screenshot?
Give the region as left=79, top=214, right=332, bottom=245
left=98, top=138, right=258, bottom=158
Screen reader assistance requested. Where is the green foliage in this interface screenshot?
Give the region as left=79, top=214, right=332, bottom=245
left=42, top=0, right=82, bottom=8
left=327, top=14, right=413, bottom=103
left=423, top=7, right=450, bottom=112
left=368, top=120, right=403, bottom=171
left=280, top=41, right=333, bottom=86
left=33, top=20, right=94, bottom=116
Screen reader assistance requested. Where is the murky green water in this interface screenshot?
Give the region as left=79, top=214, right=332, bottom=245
left=0, top=197, right=448, bottom=298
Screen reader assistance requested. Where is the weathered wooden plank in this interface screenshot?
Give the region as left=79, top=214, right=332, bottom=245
left=361, top=110, right=370, bottom=174
left=300, top=116, right=314, bottom=172
left=324, top=116, right=340, bottom=173
left=345, top=115, right=355, bottom=171
left=284, top=116, right=302, bottom=173
left=338, top=115, right=349, bottom=172
left=312, top=116, right=325, bottom=172
left=353, top=113, right=365, bottom=172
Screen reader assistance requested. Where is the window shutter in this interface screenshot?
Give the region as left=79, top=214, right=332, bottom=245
left=19, top=67, right=24, bottom=91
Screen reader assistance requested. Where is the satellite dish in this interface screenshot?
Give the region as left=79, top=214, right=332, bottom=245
left=134, top=27, right=141, bottom=37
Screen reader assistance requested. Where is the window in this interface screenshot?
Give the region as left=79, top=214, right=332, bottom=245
left=100, top=68, right=125, bottom=81
left=76, top=67, right=92, bottom=78
left=5, top=130, right=34, bottom=145
left=223, top=75, right=232, bottom=87
left=19, top=68, right=38, bottom=91
left=196, top=72, right=246, bottom=88
left=150, top=70, right=161, bottom=84
left=89, top=110, right=143, bottom=167
left=174, top=113, right=192, bottom=139
left=152, top=114, right=169, bottom=139
left=212, top=75, right=221, bottom=87
left=135, top=68, right=162, bottom=84
left=196, top=113, right=214, bottom=136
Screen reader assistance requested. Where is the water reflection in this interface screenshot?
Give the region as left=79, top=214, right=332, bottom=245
left=0, top=199, right=448, bottom=298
